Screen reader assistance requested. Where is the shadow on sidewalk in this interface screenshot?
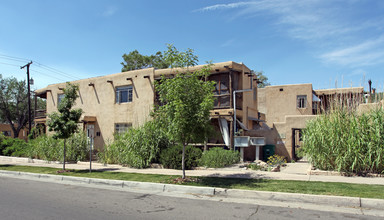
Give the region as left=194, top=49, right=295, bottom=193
left=75, top=168, right=120, bottom=173
left=204, top=172, right=266, bottom=179
left=197, top=174, right=270, bottom=188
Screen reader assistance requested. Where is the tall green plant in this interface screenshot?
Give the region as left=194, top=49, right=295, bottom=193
left=48, top=82, right=83, bottom=170
left=199, top=147, right=240, bottom=168
left=302, top=107, right=384, bottom=174
left=154, top=44, right=215, bottom=179
left=99, top=120, right=169, bottom=168
left=29, top=132, right=89, bottom=162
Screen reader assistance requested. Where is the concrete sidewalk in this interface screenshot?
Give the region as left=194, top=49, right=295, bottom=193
left=1, top=156, right=383, bottom=185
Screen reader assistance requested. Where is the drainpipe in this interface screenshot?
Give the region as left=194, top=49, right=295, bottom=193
left=233, top=73, right=254, bottom=150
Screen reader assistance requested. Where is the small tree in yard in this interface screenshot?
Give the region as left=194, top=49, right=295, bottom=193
left=155, top=44, right=215, bottom=179
left=48, top=82, right=82, bottom=170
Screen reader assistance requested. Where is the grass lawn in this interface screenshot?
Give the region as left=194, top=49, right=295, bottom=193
left=1, top=164, right=383, bottom=199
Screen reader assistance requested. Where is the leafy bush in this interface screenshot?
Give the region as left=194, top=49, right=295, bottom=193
left=199, top=147, right=240, bottom=168
left=0, top=136, right=30, bottom=157
left=0, top=133, right=7, bottom=154
left=159, top=145, right=202, bottom=170
left=29, top=132, right=89, bottom=162
left=98, top=120, right=170, bottom=168
left=302, top=108, right=384, bottom=174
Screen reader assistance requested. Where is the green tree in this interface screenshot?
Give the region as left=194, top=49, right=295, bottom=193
left=121, top=50, right=169, bottom=72
left=0, top=74, right=29, bottom=138
left=155, top=44, right=215, bottom=179
left=252, top=70, right=270, bottom=88
left=48, top=82, right=82, bottom=170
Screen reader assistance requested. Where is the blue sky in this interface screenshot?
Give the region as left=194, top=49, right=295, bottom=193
left=1, top=0, right=384, bottom=91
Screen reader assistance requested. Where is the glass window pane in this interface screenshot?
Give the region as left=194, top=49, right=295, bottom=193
left=120, top=90, right=128, bottom=103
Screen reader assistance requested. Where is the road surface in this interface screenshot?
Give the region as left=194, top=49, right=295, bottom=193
left=0, top=176, right=381, bottom=220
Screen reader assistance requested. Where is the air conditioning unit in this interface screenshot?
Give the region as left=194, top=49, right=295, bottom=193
left=250, top=137, right=265, bottom=146
left=234, top=136, right=250, bottom=147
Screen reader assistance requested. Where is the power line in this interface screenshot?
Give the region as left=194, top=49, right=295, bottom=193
left=32, top=69, right=69, bottom=82
left=0, top=60, right=71, bottom=82
left=0, top=61, right=21, bottom=68
left=0, top=54, right=30, bottom=63
left=0, top=53, right=85, bottom=81
left=33, top=61, right=82, bottom=80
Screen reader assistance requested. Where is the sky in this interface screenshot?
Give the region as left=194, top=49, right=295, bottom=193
left=1, top=0, right=384, bottom=92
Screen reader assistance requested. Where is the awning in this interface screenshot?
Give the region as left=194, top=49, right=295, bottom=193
left=312, top=94, right=321, bottom=102
left=248, top=116, right=265, bottom=123
left=34, top=89, right=51, bottom=99
left=218, top=118, right=230, bottom=147
left=236, top=119, right=249, bottom=131
left=82, top=116, right=97, bottom=122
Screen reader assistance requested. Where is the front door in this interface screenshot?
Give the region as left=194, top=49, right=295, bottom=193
left=87, top=124, right=95, bottom=150
left=291, top=128, right=303, bottom=161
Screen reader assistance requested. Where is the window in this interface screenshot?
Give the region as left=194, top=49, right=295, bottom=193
left=2, top=131, right=11, bottom=136
left=210, top=74, right=230, bottom=108
left=297, top=95, right=307, bottom=108
left=116, top=86, right=133, bottom=103
left=57, top=94, right=65, bottom=105
left=115, top=123, right=131, bottom=134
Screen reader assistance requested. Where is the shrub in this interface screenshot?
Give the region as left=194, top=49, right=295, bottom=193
left=1, top=136, right=30, bottom=157
left=302, top=108, right=384, bottom=174
left=98, top=120, right=170, bottom=168
left=199, top=147, right=240, bottom=168
left=0, top=133, right=7, bottom=154
left=159, top=145, right=202, bottom=170
left=29, top=132, right=89, bottom=162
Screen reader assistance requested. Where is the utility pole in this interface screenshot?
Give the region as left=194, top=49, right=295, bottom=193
left=21, top=61, right=33, bottom=134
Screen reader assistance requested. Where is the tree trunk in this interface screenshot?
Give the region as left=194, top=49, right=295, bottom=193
left=11, top=127, right=19, bottom=138
left=182, top=143, right=186, bottom=179
left=63, top=139, right=66, bottom=170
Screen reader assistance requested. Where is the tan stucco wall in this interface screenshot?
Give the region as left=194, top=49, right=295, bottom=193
left=247, top=115, right=317, bottom=161
left=37, top=61, right=257, bottom=150
left=357, top=101, right=383, bottom=113
left=257, top=88, right=266, bottom=114
left=44, top=68, right=156, bottom=150
left=0, top=124, right=28, bottom=140
left=264, top=84, right=313, bottom=126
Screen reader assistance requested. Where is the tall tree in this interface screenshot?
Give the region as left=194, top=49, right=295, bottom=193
left=155, top=44, right=214, bottom=179
left=252, top=70, right=270, bottom=88
left=121, top=50, right=169, bottom=72
left=0, top=74, right=29, bottom=138
left=48, top=82, right=82, bottom=170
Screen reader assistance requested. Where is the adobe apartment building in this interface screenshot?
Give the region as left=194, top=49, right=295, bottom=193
left=253, top=84, right=364, bottom=161
left=34, top=61, right=261, bottom=157
left=0, top=123, right=28, bottom=141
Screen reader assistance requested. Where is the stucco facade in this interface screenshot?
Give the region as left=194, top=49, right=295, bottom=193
left=256, top=84, right=365, bottom=161
left=0, top=123, right=28, bottom=141
left=35, top=61, right=259, bottom=152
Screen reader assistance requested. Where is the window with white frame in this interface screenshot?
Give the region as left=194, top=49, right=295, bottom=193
left=115, top=123, right=131, bottom=134
left=115, top=86, right=133, bottom=103
left=297, top=95, right=307, bottom=108
left=58, top=93, right=65, bottom=105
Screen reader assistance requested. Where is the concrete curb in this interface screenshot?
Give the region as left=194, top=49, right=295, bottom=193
left=1, top=170, right=384, bottom=211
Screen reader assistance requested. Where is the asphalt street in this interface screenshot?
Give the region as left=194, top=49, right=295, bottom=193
left=0, top=176, right=381, bottom=220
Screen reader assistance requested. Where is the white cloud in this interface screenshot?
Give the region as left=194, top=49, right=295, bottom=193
left=102, top=6, right=117, bottom=17
left=194, top=2, right=253, bottom=12
left=220, top=39, right=236, bottom=47
left=195, top=0, right=355, bottom=41
left=196, top=1, right=384, bottom=67
left=320, top=35, right=384, bottom=66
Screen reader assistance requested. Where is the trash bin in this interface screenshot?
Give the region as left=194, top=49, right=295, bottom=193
left=263, top=145, right=275, bottom=161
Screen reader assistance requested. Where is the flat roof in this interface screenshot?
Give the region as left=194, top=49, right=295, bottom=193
left=315, top=87, right=364, bottom=95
